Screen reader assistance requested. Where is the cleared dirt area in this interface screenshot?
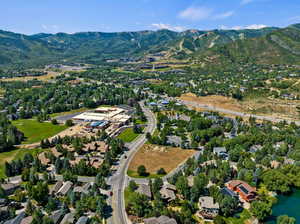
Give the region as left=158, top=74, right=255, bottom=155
left=2, top=71, right=61, bottom=82
left=129, top=144, right=196, bottom=174
left=180, top=93, right=300, bottom=121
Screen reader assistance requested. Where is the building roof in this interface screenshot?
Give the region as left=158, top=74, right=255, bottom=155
left=49, top=210, right=64, bottom=224
left=4, top=212, right=25, bottom=224
left=50, top=181, right=63, bottom=194
left=136, top=184, right=152, bottom=198
left=38, top=152, right=50, bottom=165
left=199, top=196, right=219, bottom=210
left=220, top=187, right=238, bottom=198
left=61, top=213, right=75, bottom=224
left=1, top=183, right=20, bottom=192
left=57, top=181, right=73, bottom=196
left=213, top=147, right=227, bottom=155
left=144, top=216, right=177, bottom=224
left=20, top=216, right=32, bottom=224
left=76, top=216, right=88, bottom=224
left=227, top=180, right=256, bottom=195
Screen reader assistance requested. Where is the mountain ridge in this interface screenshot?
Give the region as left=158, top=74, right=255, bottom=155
left=0, top=24, right=299, bottom=68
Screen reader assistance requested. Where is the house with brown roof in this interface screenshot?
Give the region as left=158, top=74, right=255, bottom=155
left=226, top=180, right=257, bottom=202
left=51, top=147, right=63, bottom=158
left=38, top=152, right=50, bottom=166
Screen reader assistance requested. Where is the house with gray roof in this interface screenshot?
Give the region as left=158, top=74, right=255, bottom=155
left=144, top=215, right=177, bottom=224
left=49, top=210, right=64, bottom=224
left=76, top=216, right=88, bottom=224
left=197, top=196, right=219, bottom=219
left=136, top=184, right=152, bottom=198
left=61, top=213, right=75, bottom=224
left=57, top=181, right=73, bottom=196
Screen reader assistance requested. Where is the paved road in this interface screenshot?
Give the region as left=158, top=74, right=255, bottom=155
left=107, top=101, right=156, bottom=224
left=177, top=98, right=300, bottom=126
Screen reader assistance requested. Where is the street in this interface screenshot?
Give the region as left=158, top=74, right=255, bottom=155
left=107, top=101, right=156, bottom=224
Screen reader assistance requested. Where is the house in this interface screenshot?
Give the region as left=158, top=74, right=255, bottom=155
left=213, top=147, right=228, bottom=159
left=226, top=180, right=257, bottom=202
left=160, top=183, right=177, bottom=202
left=74, top=183, right=91, bottom=194
left=167, top=135, right=182, bottom=147
left=220, top=187, right=238, bottom=199
left=144, top=215, right=177, bottom=224
left=76, top=216, right=88, bottom=224
left=49, top=210, right=64, bottom=224
left=57, top=181, right=73, bottom=196
left=249, top=145, right=262, bottom=153
left=61, top=213, right=75, bottom=224
left=38, top=152, right=51, bottom=166
left=197, top=196, right=219, bottom=219
left=4, top=211, right=25, bottom=224
left=136, top=184, right=152, bottom=198
left=20, top=216, right=33, bottom=224
left=1, top=183, right=20, bottom=195
left=50, top=181, right=63, bottom=195
left=51, top=148, right=63, bottom=158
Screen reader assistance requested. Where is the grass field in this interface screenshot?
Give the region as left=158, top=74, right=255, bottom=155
left=2, top=71, right=61, bottom=82
left=128, top=144, right=196, bottom=178
left=0, top=148, right=44, bottom=179
left=117, top=128, right=140, bottom=143
left=12, top=119, right=68, bottom=144
left=50, top=108, right=88, bottom=118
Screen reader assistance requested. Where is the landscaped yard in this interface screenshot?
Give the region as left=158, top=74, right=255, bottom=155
left=0, top=148, right=44, bottom=179
left=128, top=144, right=196, bottom=178
left=12, top=119, right=68, bottom=144
left=117, top=128, right=140, bottom=143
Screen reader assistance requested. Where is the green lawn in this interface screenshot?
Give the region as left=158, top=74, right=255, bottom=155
left=0, top=148, right=44, bottom=179
left=12, top=119, right=68, bottom=144
left=124, top=187, right=139, bottom=208
left=117, top=128, right=140, bottom=143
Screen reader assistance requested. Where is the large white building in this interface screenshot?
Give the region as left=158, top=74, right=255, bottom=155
left=73, top=106, right=131, bottom=124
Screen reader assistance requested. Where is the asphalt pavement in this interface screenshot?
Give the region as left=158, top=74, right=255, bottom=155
left=107, top=101, right=156, bottom=224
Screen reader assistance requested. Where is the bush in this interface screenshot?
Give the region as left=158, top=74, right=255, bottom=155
left=156, top=168, right=166, bottom=175
left=65, top=119, right=74, bottom=127
left=137, top=165, right=147, bottom=176
left=51, top=119, right=58, bottom=125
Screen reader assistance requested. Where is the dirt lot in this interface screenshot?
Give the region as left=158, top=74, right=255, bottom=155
left=180, top=93, right=300, bottom=121
left=129, top=144, right=196, bottom=174
left=2, top=71, right=61, bottom=82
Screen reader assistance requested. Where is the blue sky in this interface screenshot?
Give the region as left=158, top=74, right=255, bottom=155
left=1, top=0, right=300, bottom=34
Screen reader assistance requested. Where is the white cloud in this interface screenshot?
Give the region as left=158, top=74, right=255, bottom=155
left=241, top=0, right=254, bottom=5
left=288, top=16, right=300, bottom=22
left=179, top=7, right=213, bottom=21
left=151, top=23, right=186, bottom=32
left=214, top=11, right=234, bottom=20
left=41, top=24, right=60, bottom=33
left=220, top=24, right=267, bottom=30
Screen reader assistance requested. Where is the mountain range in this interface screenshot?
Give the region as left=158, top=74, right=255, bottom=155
left=0, top=23, right=299, bottom=68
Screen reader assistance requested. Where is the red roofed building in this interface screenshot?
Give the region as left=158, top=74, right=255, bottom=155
left=226, top=180, right=257, bottom=202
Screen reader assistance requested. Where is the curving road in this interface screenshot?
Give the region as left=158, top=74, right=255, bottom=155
left=107, top=101, right=156, bottom=224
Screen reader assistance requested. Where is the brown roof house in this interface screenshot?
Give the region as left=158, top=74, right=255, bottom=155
left=226, top=180, right=257, bottom=202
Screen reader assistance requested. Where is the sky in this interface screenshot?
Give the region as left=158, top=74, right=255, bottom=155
left=1, top=0, right=300, bottom=34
